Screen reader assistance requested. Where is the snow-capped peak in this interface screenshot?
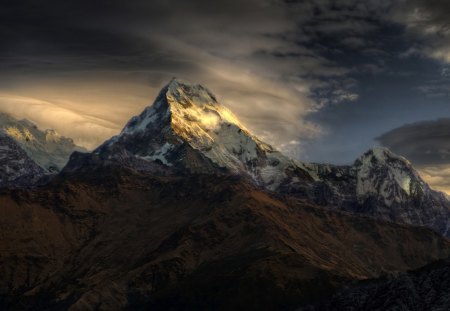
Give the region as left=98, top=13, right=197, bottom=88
left=360, top=146, right=412, bottom=166
left=100, top=78, right=276, bottom=174
left=0, top=112, right=85, bottom=172
left=166, top=78, right=247, bottom=132
left=120, top=78, right=259, bottom=144
left=354, top=146, right=425, bottom=205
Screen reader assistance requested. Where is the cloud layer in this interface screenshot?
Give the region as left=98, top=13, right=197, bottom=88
left=377, top=119, right=450, bottom=166
left=377, top=119, right=450, bottom=193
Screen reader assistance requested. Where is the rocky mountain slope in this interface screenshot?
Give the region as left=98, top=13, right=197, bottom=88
left=306, top=259, right=450, bottom=311
left=91, top=78, right=312, bottom=191
left=0, top=112, right=86, bottom=172
left=302, top=147, right=450, bottom=237
left=0, top=133, right=45, bottom=187
left=0, top=165, right=449, bottom=310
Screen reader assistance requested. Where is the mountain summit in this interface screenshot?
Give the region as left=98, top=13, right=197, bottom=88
left=93, top=78, right=311, bottom=189
left=304, top=146, right=450, bottom=236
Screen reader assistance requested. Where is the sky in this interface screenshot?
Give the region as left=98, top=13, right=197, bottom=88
left=1, top=0, right=450, bottom=192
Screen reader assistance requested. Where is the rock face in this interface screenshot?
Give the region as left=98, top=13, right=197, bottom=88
left=0, top=133, right=45, bottom=187
left=302, top=147, right=450, bottom=237
left=0, top=112, right=86, bottom=172
left=307, top=259, right=450, bottom=311
left=93, top=78, right=313, bottom=190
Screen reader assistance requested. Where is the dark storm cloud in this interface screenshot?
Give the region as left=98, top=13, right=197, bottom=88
left=390, top=0, right=450, bottom=63
left=377, top=119, right=450, bottom=166
left=0, top=0, right=368, bottom=149
left=377, top=118, right=450, bottom=193
left=0, top=1, right=202, bottom=71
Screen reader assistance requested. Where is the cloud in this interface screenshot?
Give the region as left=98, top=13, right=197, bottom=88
left=0, top=0, right=364, bottom=152
left=417, top=82, right=450, bottom=98
left=417, top=165, right=450, bottom=194
left=377, top=118, right=450, bottom=166
left=389, top=0, right=450, bottom=64
left=341, top=37, right=368, bottom=49
left=0, top=93, right=120, bottom=149
left=377, top=119, right=450, bottom=193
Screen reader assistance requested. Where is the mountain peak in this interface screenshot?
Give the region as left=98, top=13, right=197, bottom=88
left=96, top=78, right=286, bottom=177
left=354, top=146, right=424, bottom=205
left=0, top=112, right=85, bottom=172
left=359, top=146, right=412, bottom=166
left=166, top=77, right=219, bottom=106
left=120, top=78, right=243, bottom=136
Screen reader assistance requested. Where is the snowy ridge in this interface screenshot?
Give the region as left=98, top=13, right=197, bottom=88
left=120, top=78, right=273, bottom=171
left=96, top=78, right=306, bottom=188
left=0, top=112, right=86, bottom=172
left=354, top=147, right=424, bottom=205
left=300, top=146, right=450, bottom=237
left=137, top=142, right=174, bottom=166
left=0, top=133, right=45, bottom=187
left=301, top=147, right=431, bottom=206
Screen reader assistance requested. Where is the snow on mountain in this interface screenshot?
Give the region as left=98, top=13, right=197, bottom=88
left=95, top=78, right=313, bottom=190
left=301, top=147, right=450, bottom=237
left=0, top=133, right=45, bottom=187
left=0, top=112, right=86, bottom=172
left=354, top=147, right=425, bottom=205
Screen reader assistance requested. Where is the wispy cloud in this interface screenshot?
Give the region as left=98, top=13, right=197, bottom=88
left=0, top=0, right=374, bottom=152
left=0, top=93, right=120, bottom=149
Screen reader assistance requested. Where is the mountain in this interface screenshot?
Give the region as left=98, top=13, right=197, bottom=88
left=1, top=166, right=449, bottom=310
left=2, top=78, right=450, bottom=309
left=0, top=112, right=86, bottom=173
left=68, top=78, right=450, bottom=237
left=89, top=78, right=312, bottom=191
left=0, top=133, right=45, bottom=187
left=302, top=147, right=450, bottom=237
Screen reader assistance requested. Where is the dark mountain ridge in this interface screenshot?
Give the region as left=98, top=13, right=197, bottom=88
left=1, top=164, right=449, bottom=310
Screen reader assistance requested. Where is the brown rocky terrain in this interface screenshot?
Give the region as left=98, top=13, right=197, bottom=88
left=0, top=165, right=449, bottom=310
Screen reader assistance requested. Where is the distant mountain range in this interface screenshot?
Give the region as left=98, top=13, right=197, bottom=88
left=0, top=133, right=45, bottom=187
left=0, top=79, right=449, bottom=310
left=0, top=112, right=86, bottom=171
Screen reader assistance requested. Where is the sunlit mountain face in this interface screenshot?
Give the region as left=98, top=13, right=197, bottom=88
left=1, top=1, right=450, bottom=310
